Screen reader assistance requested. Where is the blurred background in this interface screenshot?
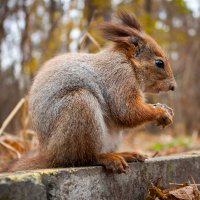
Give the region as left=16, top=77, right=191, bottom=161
left=0, top=0, right=200, bottom=169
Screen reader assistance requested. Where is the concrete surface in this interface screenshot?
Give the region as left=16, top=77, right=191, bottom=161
left=0, top=153, right=200, bottom=200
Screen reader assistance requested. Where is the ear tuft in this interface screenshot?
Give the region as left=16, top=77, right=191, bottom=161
left=99, top=10, right=143, bottom=44
left=117, top=10, right=142, bottom=31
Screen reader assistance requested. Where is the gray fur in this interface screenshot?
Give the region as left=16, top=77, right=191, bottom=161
left=29, top=49, right=129, bottom=157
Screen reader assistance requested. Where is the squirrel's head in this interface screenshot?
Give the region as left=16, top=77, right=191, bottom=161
left=100, top=10, right=176, bottom=93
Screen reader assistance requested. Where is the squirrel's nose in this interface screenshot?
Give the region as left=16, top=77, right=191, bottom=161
left=169, top=82, right=177, bottom=91
left=169, top=85, right=175, bottom=91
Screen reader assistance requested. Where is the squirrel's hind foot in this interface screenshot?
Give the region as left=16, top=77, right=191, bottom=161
left=97, top=152, right=147, bottom=174
left=97, top=153, right=128, bottom=173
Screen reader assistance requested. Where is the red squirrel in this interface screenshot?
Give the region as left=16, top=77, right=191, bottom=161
left=8, top=11, right=176, bottom=173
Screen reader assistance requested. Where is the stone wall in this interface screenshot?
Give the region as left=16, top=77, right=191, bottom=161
left=0, top=153, right=200, bottom=200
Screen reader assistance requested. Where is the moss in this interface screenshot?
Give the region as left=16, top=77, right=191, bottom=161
left=0, top=169, right=59, bottom=184
left=0, top=167, right=85, bottom=184
left=0, top=166, right=97, bottom=187
left=0, top=172, right=42, bottom=184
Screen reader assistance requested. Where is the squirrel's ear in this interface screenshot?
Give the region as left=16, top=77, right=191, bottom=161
left=100, top=23, right=130, bottom=43
left=100, top=22, right=142, bottom=45
left=128, top=36, right=142, bottom=47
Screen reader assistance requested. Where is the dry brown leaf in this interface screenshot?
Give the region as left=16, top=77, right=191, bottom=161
left=169, top=186, right=195, bottom=200
left=145, top=180, right=200, bottom=200
left=3, top=139, right=25, bottom=153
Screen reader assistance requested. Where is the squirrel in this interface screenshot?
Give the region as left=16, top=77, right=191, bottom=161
left=8, top=11, right=176, bottom=173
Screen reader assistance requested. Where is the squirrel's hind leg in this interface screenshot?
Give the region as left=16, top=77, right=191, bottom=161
left=44, top=88, right=106, bottom=168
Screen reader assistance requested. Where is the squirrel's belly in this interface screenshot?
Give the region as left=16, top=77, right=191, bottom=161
left=102, top=130, right=124, bottom=152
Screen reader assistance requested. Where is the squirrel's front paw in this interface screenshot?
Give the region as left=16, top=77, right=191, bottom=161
left=154, top=103, right=174, bottom=128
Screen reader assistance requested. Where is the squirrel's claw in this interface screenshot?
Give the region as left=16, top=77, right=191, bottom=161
left=154, top=103, right=174, bottom=117
left=117, top=152, right=148, bottom=162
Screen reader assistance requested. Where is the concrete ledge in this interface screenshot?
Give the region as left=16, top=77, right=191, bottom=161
left=0, top=153, right=200, bottom=200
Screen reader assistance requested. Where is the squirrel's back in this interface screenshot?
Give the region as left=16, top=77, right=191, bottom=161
left=29, top=53, right=107, bottom=143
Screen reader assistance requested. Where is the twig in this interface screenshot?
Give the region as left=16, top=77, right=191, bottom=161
left=86, top=32, right=101, bottom=50
left=78, top=33, right=87, bottom=51
left=169, top=183, right=200, bottom=186
left=26, top=129, right=37, bottom=135
left=0, top=98, right=26, bottom=136
left=152, top=151, right=159, bottom=157
left=79, top=32, right=101, bottom=51
left=20, top=97, right=29, bottom=150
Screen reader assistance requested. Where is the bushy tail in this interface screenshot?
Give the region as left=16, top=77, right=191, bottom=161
left=4, top=152, right=48, bottom=172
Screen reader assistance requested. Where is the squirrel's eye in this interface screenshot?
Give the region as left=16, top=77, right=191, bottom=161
left=155, top=59, right=164, bottom=68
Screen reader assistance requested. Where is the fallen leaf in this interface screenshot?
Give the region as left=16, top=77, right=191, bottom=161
left=169, top=186, right=194, bottom=200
